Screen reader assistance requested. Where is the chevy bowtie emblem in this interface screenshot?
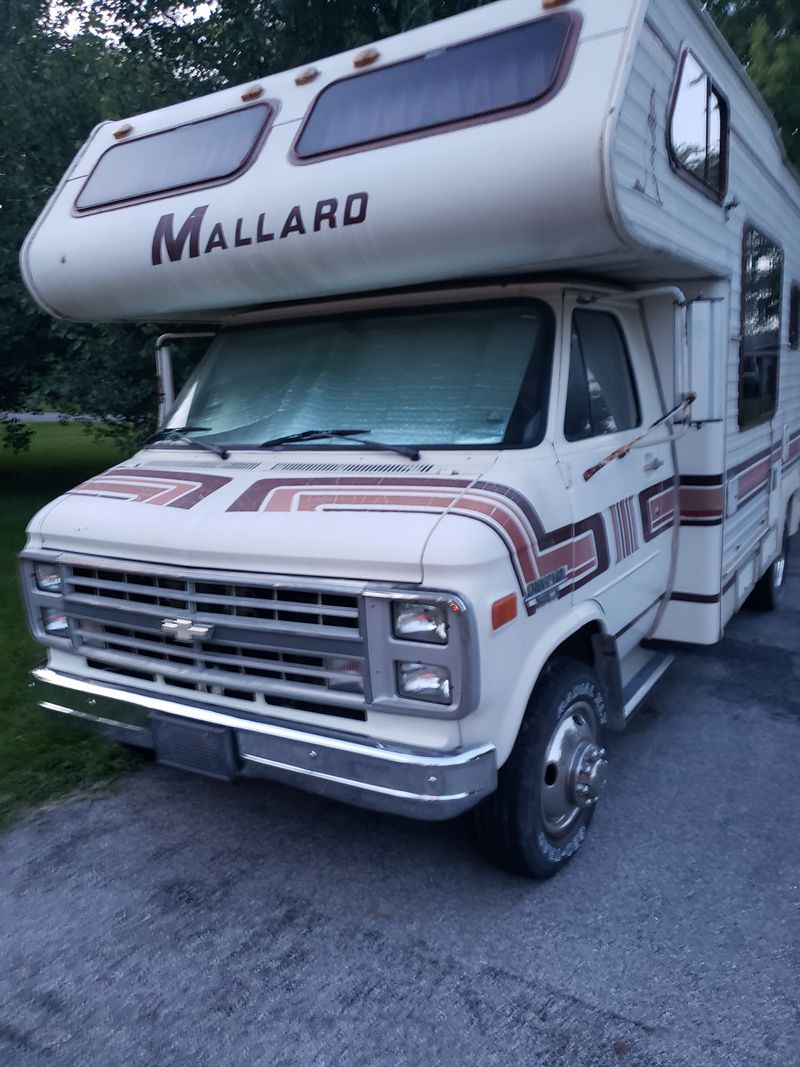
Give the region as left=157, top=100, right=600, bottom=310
left=161, top=617, right=214, bottom=643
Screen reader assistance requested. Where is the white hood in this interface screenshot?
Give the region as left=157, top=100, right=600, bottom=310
left=26, top=452, right=500, bottom=584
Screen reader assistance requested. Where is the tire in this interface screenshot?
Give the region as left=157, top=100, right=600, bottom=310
left=474, top=658, right=608, bottom=879
left=749, top=521, right=790, bottom=611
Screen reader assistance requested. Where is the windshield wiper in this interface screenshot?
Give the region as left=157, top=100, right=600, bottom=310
left=144, top=425, right=230, bottom=460
left=259, top=428, right=420, bottom=462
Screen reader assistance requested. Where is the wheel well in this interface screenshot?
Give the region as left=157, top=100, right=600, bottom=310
left=547, top=622, right=605, bottom=669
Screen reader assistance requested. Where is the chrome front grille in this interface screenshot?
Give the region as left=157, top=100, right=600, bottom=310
left=62, top=562, right=367, bottom=720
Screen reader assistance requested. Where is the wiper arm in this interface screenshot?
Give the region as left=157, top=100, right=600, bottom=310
left=144, top=425, right=230, bottom=460
left=259, top=427, right=420, bottom=462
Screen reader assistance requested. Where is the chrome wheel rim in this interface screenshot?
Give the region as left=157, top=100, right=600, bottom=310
left=773, top=553, right=786, bottom=590
left=541, top=701, right=607, bottom=837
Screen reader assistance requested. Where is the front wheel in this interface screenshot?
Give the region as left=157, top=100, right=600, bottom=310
left=750, top=521, right=791, bottom=611
left=474, top=658, right=608, bottom=878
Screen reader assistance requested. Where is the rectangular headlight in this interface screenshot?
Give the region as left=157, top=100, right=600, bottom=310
left=42, top=608, right=69, bottom=635
left=392, top=601, right=448, bottom=644
left=34, top=562, right=62, bottom=594
left=397, top=661, right=452, bottom=705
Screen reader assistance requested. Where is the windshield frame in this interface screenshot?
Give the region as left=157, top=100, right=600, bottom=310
left=162, top=297, right=557, bottom=454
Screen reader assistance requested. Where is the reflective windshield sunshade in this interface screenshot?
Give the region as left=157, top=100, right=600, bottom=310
left=295, top=14, right=577, bottom=159
left=75, top=104, right=272, bottom=211
left=164, top=301, right=555, bottom=450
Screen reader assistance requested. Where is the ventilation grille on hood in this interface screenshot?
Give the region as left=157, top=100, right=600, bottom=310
left=141, top=459, right=262, bottom=471
left=268, top=461, right=438, bottom=475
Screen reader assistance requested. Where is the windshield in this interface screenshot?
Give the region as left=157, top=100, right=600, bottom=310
left=166, top=301, right=555, bottom=450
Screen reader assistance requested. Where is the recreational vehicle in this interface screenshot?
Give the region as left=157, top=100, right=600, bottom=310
left=19, top=0, right=800, bottom=876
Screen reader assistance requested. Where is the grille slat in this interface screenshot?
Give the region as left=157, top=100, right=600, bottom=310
left=81, top=645, right=364, bottom=706
left=74, top=625, right=364, bottom=688
left=64, top=561, right=366, bottom=721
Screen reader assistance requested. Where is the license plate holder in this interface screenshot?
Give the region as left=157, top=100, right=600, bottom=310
left=150, top=713, right=239, bottom=781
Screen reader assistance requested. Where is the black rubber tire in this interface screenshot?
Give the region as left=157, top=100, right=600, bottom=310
left=749, top=522, right=790, bottom=611
left=474, top=658, right=607, bottom=879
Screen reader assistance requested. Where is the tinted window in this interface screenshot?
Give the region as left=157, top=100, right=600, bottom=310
left=76, top=104, right=272, bottom=211
left=295, top=14, right=576, bottom=159
left=167, top=302, right=555, bottom=450
left=669, top=51, right=728, bottom=197
left=739, top=227, right=783, bottom=428
left=790, top=283, right=800, bottom=351
left=564, top=312, right=640, bottom=441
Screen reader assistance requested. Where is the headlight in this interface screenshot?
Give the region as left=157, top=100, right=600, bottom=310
left=34, top=562, right=62, bottom=594
left=392, top=601, right=448, bottom=644
left=397, top=661, right=452, bottom=704
left=42, top=608, right=69, bottom=635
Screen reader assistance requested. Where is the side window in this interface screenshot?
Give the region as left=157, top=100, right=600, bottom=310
left=669, top=50, right=728, bottom=199
left=790, top=282, right=800, bottom=351
left=739, top=227, right=783, bottom=428
left=564, top=311, right=640, bottom=441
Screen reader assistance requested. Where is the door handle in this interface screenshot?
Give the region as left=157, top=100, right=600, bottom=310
left=643, top=454, right=664, bottom=473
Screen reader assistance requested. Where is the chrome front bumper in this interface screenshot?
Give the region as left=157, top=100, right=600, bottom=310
left=32, top=667, right=497, bottom=820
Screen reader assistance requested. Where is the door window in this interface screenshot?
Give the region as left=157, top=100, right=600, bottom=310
left=564, top=311, right=640, bottom=441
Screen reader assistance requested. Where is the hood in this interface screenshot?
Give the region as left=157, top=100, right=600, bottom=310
left=26, top=451, right=500, bottom=584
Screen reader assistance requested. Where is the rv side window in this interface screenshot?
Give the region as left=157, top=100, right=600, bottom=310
left=294, top=13, right=578, bottom=160
left=75, top=104, right=272, bottom=212
left=739, top=227, right=783, bottom=428
left=564, top=312, right=640, bottom=441
left=790, top=283, right=800, bottom=350
left=669, top=50, right=728, bottom=199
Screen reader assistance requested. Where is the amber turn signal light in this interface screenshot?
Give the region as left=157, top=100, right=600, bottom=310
left=491, top=594, right=518, bottom=631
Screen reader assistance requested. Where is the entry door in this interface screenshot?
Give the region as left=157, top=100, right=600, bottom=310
left=554, top=300, right=675, bottom=655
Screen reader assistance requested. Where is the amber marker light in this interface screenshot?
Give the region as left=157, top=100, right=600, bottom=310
left=295, top=66, right=320, bottom=86
left=491, top=593, right=518, bottom=631
left=241, top=85, right=264, bottom=101
left=113, top=123, right=133, bottom=139
left=353, top=47, right=380, bottom=68
left=542, top=0, right=574, bottom=8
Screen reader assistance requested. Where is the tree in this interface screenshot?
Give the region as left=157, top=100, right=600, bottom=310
left=705, top=0, right=800, bottom=169
left=1, top=0, right=491, bottom=450
left=1, top=0, right=797, bottom=451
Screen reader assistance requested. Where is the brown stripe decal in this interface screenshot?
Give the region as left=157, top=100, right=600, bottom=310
left=615, top=595, right=664, bottom=640
left=228, top=475, right=610, bottom=610
left=679, top=476, right=724, bottom=527
left=639, top=477, right=676, bottom=542
left=69, top=468, right=232, bottom=509
left=670, top=591, right=721, bottom=604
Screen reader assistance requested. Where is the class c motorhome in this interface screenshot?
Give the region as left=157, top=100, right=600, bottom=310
left=19, top=0, right=800, bottom=876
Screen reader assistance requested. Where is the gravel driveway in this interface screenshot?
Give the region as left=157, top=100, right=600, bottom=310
left=2, top=560, right=798, bottom=1067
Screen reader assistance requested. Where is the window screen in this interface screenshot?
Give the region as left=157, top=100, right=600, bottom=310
left=669, top=51, right=728, bottom=197
left=75, top=104, right=272, bottom=211
left=294, top=14, right=576, bottom=159
left=790, top=283, right=800, bottom=351
left=564, top=312, right=640, bottom=441
left=739, top=227, right=783, bottom=428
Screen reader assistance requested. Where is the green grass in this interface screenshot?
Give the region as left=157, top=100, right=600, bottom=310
left=0, top=423, right=137, bottom=830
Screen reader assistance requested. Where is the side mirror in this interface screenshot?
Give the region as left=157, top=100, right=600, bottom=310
left=677, top=299, right=724, bottom=423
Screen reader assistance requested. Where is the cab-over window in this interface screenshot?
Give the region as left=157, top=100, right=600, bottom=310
left=669, top=50, right=728, bottom=200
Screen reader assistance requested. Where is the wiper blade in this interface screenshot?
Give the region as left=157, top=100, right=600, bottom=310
left=144, top=425, right=229, bottom=460
left=259, top=428, right=420, bottom=462
left=259, top=428, right=369, bottom=448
